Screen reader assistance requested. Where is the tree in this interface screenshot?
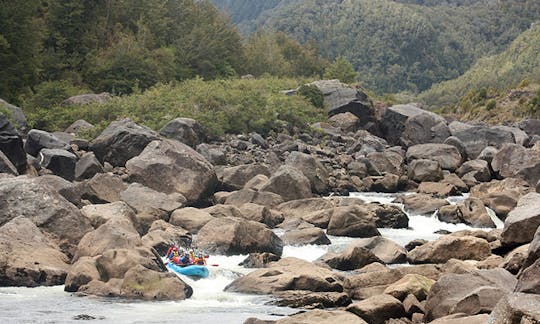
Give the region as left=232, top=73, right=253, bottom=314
left=324, top=57, right=358, bottom=84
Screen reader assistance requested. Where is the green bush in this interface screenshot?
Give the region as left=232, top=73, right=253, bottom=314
left=297, top=84, right=325, bottom=108
left=486, top=99, right=496, bottom=111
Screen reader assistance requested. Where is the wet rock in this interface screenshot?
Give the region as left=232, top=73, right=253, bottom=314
left=408, top=159, right=443, bottom=182
left=64, top=256, right=100, bottom=292
left=260, top=165, right=312, bottom=201
left=407, top=236, right=491, bottom=264
left=488, top=292, right=540, bottom=323
left=327, top=205, right=380, bottom=238
left=219, top=164, right=271, bottom=191
left=38, top=148, right=77, bottom=181
left=437, top=205, right=462, bottom=224
left=169, top=207, right=214, bottom=234
left=346, top=294, right=406, bottom=324
left=405, top=239, right=427, bottom=252
left=501, top=192, right=540, bottom=246
left=75, top=152, right=104, bottom=180
left=195, top=217, right=283, bottom=256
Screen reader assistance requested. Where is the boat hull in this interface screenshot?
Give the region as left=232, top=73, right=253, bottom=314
left=167, top=263, right=209, bottom=278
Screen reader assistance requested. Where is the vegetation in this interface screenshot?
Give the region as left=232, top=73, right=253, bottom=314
left=27, top=77, right=326, bottom=138
left=323, top=57, right=358, bottom=84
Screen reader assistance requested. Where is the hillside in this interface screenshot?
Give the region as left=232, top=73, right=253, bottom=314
left=213, top=0, right=540, bottom=94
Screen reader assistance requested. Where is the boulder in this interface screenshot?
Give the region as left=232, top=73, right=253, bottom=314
left=169, top=207, right=214, bottom=234
left=492, top=144, right=540, bottom=186
left=477, top=145, right=498, bottom=164
left=346, top=294, right=406, bottom=324
left=244, top=174, right=269, bottom=191
left=80, top=173, right=127, bottom=204
left=443, top=136, right=468, bottom=161
left=522, top=226, right=540, bottom=271
left=273, top=309, right=365, bottom=324
left=348, top=130, right=388, bottom=156
left=437, top=205, right=462, bottom=224
left=424, top=268, right=516, bottom=321
left=126, top=139, right=217, bottom=204
left=441, top=172, right=468, bottom=193
left=159, top=118, right=206, bottom=148
left=408, top=159, right=443, bottom=182
left=64, top=119, right=95, bottom=135
left=0, top=112, right=26, bottom=173
left=406, top=144, right=462, bottom=171
left=24, top=129, right=70, bottom=157
left=518, top=118, right=540, bottom=136
left=500, top=244, right=530, bottom=275
left=74, top=152, right=104, bottom=180
left=383, top=274, right=435, bottom=301
left=219, top=164, right=271, bottom=191
left=0, top=176, right=93, bottom=255
left=64, top=256, right=100, bottom=292
left=142, top=220, right=191, bottom=254
left=319, top=246, right=382, bottom=271
left=196, top=143, right=227, bottom=165
left=407, top=236, right=491, bottom=264
left=371, top=173, right=400, bottom=193
left=501, top=192, right=540, bottom=246
left=225, top=189, right=284, bottom=208
left=90, top=119, right=160, bottom=166
left=195, top=217, right=283, bottom=256
left=0, top=217, right=70, bottom=286
left=492, top=125, right=529, bottom=146
left=394, top=194, right=448, bottom=216
left=81, top=201, right=136, bottom=228
left=327, top=205, right=380, bottom=238
left=352, top=237, right=407, bottom=264
left=94, top=247, right=161, bottom=281
left=272, top=290, right=352, bottom=309
left=285, top=152, right=329, bottom=194
left=224, top=257, right=343, bottom=294
left=203, top=204, right=244, bottom=218
left=276, top=198, right=334, bottom=219
left=329, top=112, right=360, bottom=132
left=238, top=203, right=282, bottom=227
left=38, top=148, right=77, bottom=181
left=61, top=93, right=112, bottom=106
left=0, top=98, right=28, bottom=133
left=469, top=178, right=531, bottom=219
left=457, top=198, right=496, bottom=228
left=428, top=313, right=489, bottom=324
left=451, top=124, right=515, bottom=159
left=280, top=227, right=331, bottom=246
left=260, top=165, right=312, bottom=201
left=365, top=203, right=409, bottom=229
left=456, top=160, right=491, bottom=182
left=120, top=264, right=192, bottom=300
left=0, top=150, right=17, bottom=175
left=31, top=175, right=83, bottom=207
left=239, top=253, right=280, bottom=268
left=309, top=79, right=372, bottom=120
left=488, top=292, right=540, bottom=323
left=380, top=104, right=449, bottom=147
left=402, top=294, right=424, bottom=316
left=365, top=151, right=404, bottom=176
left=515, top=258, right=540, bottom=294
left=417, top=182, right=459, bottom=198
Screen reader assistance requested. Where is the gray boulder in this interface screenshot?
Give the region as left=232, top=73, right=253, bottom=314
left=61, top=93, right=112, bottom=106
left=75, top=152, right=104, bottom=180
left=408, top=159, right=443, bottom=183
left=0, top=99, right=27, bottom=133
left=492, top=144, right=540, bottom=186
left=38, top=148, right=77, bottom=181
left=0, top=112, right=26, bottom=173
left=406, top=144, right=462, bottom=171
left=218, top=164, right=271, bottom=191
left=25, top=129, right=70, bottom=157
left=489, top=292, right=540, bottom=324
left=285, top=152, right=329, bottom=194
left=0, top=150, right=17, bottom=175
left=451, top=124, right=515, bottom=159
left=327, top=205, right=381, bottom=237
left=260, top=165, right=312, bottom=201
left=64, top=119, right=94, bottom=135
left=501, top=192, right=540, bottom=246
left=159, top=118, right=206, bottom=148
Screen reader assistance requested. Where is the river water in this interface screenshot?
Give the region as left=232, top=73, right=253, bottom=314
left=0, top=193, right=502, bottom=324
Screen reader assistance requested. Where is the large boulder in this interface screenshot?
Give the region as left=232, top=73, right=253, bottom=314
left=159, top=117, right=206, bottom=148
left=492, top=144, right=540, bottom=186
left=0, top=150, right=17, bottom=175
left=500, top=192, right=540, bottom=246
left=224, top=257, right=343, bottom=294
left=365, top=203, right=409, bottom=229
left=488, top=292, right=540, bottom=323
left=352, top=237, right=407, bottom=264
left=80, top=173, right=127, bottom=204
left=383, top=274, right=435, bottom=301
left=450, top=124, right=515, bottom=159
left=218, top=164, right=271, bottom=191
left=0, top=176, right=93, bottom=255
left=81, top=201, right=136, bottom=228
left=64, top=119, right=95, bottom=135
left=319, top=246, right=383, bottom=271
left=469, top=178, right=531, bottom=219
left=24, top=129, right=70, bottom=157
left=407, top=235, right=491, bottom=264
left=346, top=294, right=406, bottom=324
left=424, top=268, right=517, bottom=321
left=38, top=148, right=77, bottom=181
left=276, top=198, right=334, bottom=219
left=280, top=227, right=331, bottom=246
left=329, top=112, right=361, bottom=133
left=393, top=194, right=448, bottom=216
left=120, top=265, right=192, bottom=300
left=273, top=309, right=365, bottom=324
left=380, top=104, right=450, bottom=147
left=61, top=93, right=112, bottom=106
left=0, top=112, right=27, bottom=173
left=0, top=217, right=70, bottom=286
left=456, top=159, right=491, bottom=182
left=260, top=165, right=312, bottom=201
left=142, top=220, right=191, bottom=255
left=126, top=139, right=217, bottom=204
left=0, top=98, right=28, bottom=133
left=225, top=189, right=284, bottom=208
left=74, top=152, right=104, bottom=180
left=515, top=258, right=540, bottom=294
left=365, top=151, right=404, bottom=176
left=408, top=159, right=443, bottom=182
left=64, top=256, right=100, bottom=292
left=457, top=198, right=496, bottom=228
left=327, top=205, right=381, bottom=238
left=90, top=118, right=160, bottom=167
left=169, top=207, right=215, bottom=234
left=406, top=144, right=462, bottom=171
left=348, top=130, right=388, bottom=156
left=195, top=217, right=283, bottom=256
left=285, top=152, right=329, bottom=194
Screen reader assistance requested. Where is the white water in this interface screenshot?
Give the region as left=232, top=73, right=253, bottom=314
left=0, top=192, right=503, bottom=324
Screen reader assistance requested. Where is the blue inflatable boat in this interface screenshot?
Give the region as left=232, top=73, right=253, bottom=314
left=166, top=263, right=209, bottom=278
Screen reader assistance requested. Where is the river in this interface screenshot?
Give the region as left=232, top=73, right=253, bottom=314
left=0, top=192, right=502, bottom=324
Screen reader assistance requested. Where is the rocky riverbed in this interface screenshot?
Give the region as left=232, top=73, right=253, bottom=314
left=1, top=81, right=539, bottom=323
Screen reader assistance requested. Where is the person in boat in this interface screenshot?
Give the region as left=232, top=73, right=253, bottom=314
left=193, top=253, right=206, bottom=265
left=179, top=251, right=191, bottom=267
left=166, top=245, right=179, bottom=260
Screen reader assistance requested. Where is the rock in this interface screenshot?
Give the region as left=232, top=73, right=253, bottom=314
left=451, top=124, right=515, bottom=159
left=371, top=173, right=400, bottom=193
left=24, top=129, right=70, bottom=157
left=402, top=294, right=424, bottom=316
left=501, top=192, right=540, bottom=246
left=219, top=164, right=271, bottom=191
left=428, top=313, right=489, bottom=324
left=142, top=220, right=191, bottom=254
left=64, top=257, right=100, bottom=292
left=457, top=198, right=496, bottom=228
left=0, top=113, right=26, bottom=173
left=93, top=247, right=161, bottom=281
left=280, top=227, right=331, bottom=245
left=196, top=143, right=226, bottom=165
left=408, top=159, right=443, bottom=182
left=380, top=104, right=449, bottom=147
left=437, top=205, right=462, bottom=224
left=276, top=198, right=334, bottom=219
left=169, top=207, right=214, bottom=234
left=272, top=290, right=352, bottom=309
left=363, top=203, right=409, bottom=229
left=238, top=203, right=282, bottom=227
left=260, top=165, right=312, bottom=201
left=394, top=194, right=449, bottom=216
left=488, top=292, right=540, bottom=323
left=274, top=309, right=365, bottom=324
left=250, top=133, right=268, bottom=149
left=195, top=217, right=283, bottom=256
left=492, top=125, right=529, bottom=146
left=365, top=151, right=404, bottom=176
left=424, top=268, right=516, bottom=321
left=120, top=264, right=192, bottom=300
left=352, top=237, right=407, bottom=264
left=38, top=148, right=77, bottom=181
left=329, top=112, right=360, bottom=132
left=0, top=176, right=93, bottom=255
left=469, top=177, right=531, bottom=219
left=159, top=118, right=206, bottom=148
left=74, top=152, right=104, bottom=180
left=80, top=173, right=127, bottom=203
left=61, top=93, right=112, bottom=106
left=348, top=130, right=388, bottom=156
left=90, top=118, right=160, bottom=167
left=244, top=174, right=269, bottom=191
left=0, top=217, right=70, bottom=286
left=515, top=258, right=540, bottom=294
left=319, top=246, right=383, bottom=271
left=31, top=175, right=82, bottom=207
left=443, top=136, right=468, bottom=161
left=126, top=139, right=217, bottom=204
left=477, top=145, right=498, bottom=164
left=224, top=257, right=343, bottom=294
left=405, top=239, right=427, bottom=252
left=0, top=150, right=17, bottom=175
left=225, top=189, right=284, bottom=208
left=383, top=274, right=435, bottom=301
left=492, top=144, right=540, bottom=186
left=407, top=236, right=491, bottom=264
left=522, top=226, right=540, bottom=271
left=500, top=244, right=530, bottom=274
left=417, top=182, right=459, bottom=198
left=81, top=201, right=136, bottom=228
left=441, top=172, right=469, bottom=193
left=327, top=205, right=381, bottom=237
left=0, top=98, right=28, bottom=133
left=456, top=160, right=491, bottom=182
left=518, top=118, right=540, bottom=136
left=346, top=294, right=406, bottom=324
left=203, top=204, right=244, bottom=218
left=239, top=253, right=280, bottom=268
left=406, top=144, right=462, bottom=171
left=64, top=119, right=95, bottom=135
left=285, top=152, right=329, bottom=194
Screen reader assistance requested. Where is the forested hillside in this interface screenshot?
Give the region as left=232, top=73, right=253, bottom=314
left=214, top=0, right=540, bottom=94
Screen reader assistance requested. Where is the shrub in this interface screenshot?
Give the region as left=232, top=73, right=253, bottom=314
left=486, top=99, right=497, bottom=111
left=297, top=84, right=325, bottom=108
